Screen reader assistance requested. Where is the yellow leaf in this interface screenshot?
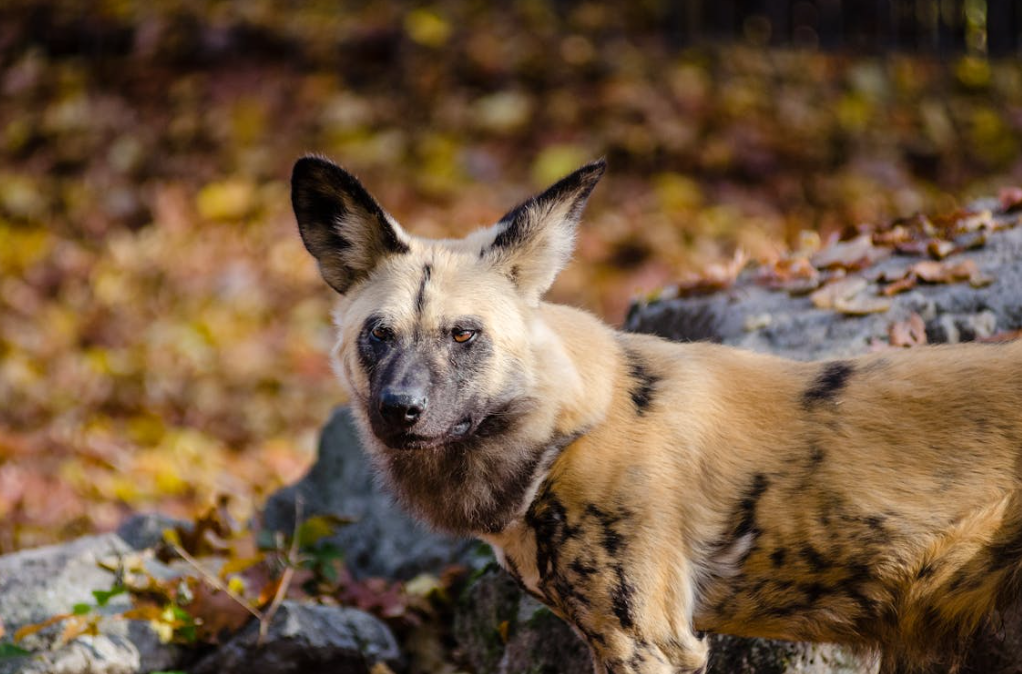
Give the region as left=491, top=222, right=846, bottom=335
left=404, top=9, right=451, bottom=47
left=58, top=616, right=90, bottom=644
left=498, top=619, right=510, bottom=643
left=220, top=555, right=264, bottom=578
left=14, top=614, right=71, bottom=642
left=227, top=576, right=246, bottom=596
left=196, top=180, right=256, bottom=222
left=162, top=528, right=182, bottom=548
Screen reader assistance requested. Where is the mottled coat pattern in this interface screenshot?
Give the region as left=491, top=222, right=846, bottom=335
left=292, top=155, right=1022, bottom=674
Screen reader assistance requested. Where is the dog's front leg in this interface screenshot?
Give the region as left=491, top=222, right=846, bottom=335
left=580, top=623, right=709, bottom=674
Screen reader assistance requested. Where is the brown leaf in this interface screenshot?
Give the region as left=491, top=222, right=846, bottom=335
left=14, top=614, right=72, bottom=642
left=926, top=239, right=956, bottom=260
left=998, top=187, right=1022, bottom=213
left=910, top=259, right=978, bottom=283
left=498, top=619, right=510, bottom=643
left=58, top=615, right=98, bottom=644
left=833, top=294, right=891, bottom=315
left=810, top=277, right=867, bottom=310
left=810, top=234, right=890, bottom=271
left=977, top=329, right=1022, bottom=343
left=880, top=276, right=917, bottom=296
left=894, top=240, right=930, bottom=256
left=889, top=314, right=927, bottom=348
left=188, top=581, right=256, bottom=642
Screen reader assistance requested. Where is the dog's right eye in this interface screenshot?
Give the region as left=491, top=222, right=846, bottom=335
left=370, top=326, right=392, bottom=342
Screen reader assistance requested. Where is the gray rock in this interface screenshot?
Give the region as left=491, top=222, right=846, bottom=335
left=115, top=512, right=187, bottom=551
left=707, top=635, right=872, bottom=674
left=453, top=566, right=591, bottom=674
left=263, top=406, right=476, bottom=580
left=626, top=209, right=1022, bottom=358
left=191, top=601, right=400, bottom=674
left=0, top=533, right=183, bottom=674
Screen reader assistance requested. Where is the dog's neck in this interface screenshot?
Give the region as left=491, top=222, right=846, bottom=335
left=531, top=302, right=619, bottom=438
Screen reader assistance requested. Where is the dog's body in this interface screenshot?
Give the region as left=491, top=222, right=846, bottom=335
left=292, top=156, right=1022, bottom=674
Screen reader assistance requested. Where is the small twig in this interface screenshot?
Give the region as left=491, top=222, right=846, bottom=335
left=258, top=495, right=303, bottom=646
left=169, top=540, right=263, bottom=621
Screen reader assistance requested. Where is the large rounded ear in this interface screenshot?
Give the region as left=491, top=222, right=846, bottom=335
left=291, top=156, right=411, bottom=294
left=481, top=159, right=605, bottom=304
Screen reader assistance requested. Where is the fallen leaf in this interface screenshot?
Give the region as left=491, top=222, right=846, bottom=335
left=998, top=187, right=1022, bottom=213
left=833, top=294, right=891, bottom=315
left=889, top=313, right=927, bottom=347
left=926, top=239, right=955, bottom=259
left=498, top=619, right=510, bottom=644
left=810, top=276, right=867, bottom=310
left=880, top=275, right=917, bottom=296
left=187, top=581, right=255, bottom=642
left=910, top=259, right=977, bottom=283
left=811, top=234, right=890, bottom=271
left=14, top=614, right=72, bottom=642
left=978, top=329, right=1022, bottom=343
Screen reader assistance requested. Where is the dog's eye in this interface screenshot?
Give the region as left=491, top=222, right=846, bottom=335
left=452, top=329, right=477, bottom=344
left=370, top=326, right=392, bottom=342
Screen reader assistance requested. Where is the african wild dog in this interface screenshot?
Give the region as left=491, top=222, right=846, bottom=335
left=292, top=155, right=1022, bottom=674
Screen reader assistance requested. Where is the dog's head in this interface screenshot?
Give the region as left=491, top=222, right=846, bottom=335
left=292, top=156, right=603, bottom=455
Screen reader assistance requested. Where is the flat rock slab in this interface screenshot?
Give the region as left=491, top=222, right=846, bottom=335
left=627, top=203, right=1022, bottom=359
left=192, top=601, right=400, bottom=674
left=263, top=406, right=477, bottom=581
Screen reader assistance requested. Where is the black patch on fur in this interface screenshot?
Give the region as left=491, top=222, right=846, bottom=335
left=770, top=548, right=787, bottom=568
left=415, top=263, right=431, bottom=315
left=357, top=314, right=389, bottom=375
left=623, top=349, right=660, bottom=415
left=569, top=559, right=597, bottom=578
left=734, top=473, right=770, bottom=539
left=802, top=361, right=854, bottom=408
left=800, top=543, right=831, bottom=572
left=611, top=565, right=636, bottom=629
left=802, top=581, right=828, bottom=604
left=584, top=503, right=627, bottom=556
left=985, top=522, right=1022, bottom=572
left=808, top=444, right=826, bottom=468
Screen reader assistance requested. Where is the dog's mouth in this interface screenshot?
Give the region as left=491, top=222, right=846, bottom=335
left=381, top=415, right=475, bottom=450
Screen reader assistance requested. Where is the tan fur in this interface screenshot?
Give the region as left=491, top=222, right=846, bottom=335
left=293, top=156, right=1022, bottom=674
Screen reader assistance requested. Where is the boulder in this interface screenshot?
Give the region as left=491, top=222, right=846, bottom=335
left=0, top=528, right=183, bottom=674
left=263, top=406, right=477, bottom=581
left=453, top=566, right=591, bottom=674
left=191, top=601, right=400, bottom=674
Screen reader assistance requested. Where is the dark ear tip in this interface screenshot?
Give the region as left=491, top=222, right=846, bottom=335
left=574, top=157, right=607, bottom=187
left=292, top=154, right=338, bottom=183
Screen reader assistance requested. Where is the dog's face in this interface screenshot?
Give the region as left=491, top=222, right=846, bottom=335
left=292, top=156, right=605, bottom=455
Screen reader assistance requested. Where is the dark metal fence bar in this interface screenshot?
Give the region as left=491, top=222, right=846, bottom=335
left=662, top=0, right=1021, bottom=56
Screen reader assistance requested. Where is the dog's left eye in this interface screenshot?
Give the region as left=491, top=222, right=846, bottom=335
left=452, top=329, right=477, bottom=344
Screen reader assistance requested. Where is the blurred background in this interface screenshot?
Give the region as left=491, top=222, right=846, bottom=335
left=1, top=0, right=1021, bottom=553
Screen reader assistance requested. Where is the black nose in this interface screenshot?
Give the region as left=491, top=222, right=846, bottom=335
left=379, top=390, right=427, bottom=428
